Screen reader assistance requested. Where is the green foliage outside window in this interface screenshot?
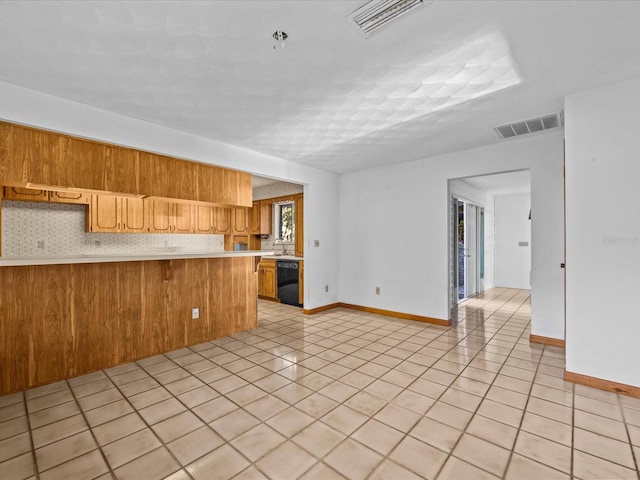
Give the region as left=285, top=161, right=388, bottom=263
left=279, top=203, right=294, bottom=241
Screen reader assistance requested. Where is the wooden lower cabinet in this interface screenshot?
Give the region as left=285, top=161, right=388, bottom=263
left=258, top=258, right=277, bottom=300
left=0, top=257, right=257, bottom=395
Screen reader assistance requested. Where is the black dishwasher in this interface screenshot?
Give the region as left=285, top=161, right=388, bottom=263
left=277, top=260, right=301, bottom=307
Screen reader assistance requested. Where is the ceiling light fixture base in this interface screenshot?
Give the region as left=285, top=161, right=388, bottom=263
left=272, top=30, right=288, bottom=49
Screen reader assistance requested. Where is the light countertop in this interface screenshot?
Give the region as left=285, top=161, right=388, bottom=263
left=258, top=253, right=304, bottom=261
left=0, top=250, right=274, bottom=267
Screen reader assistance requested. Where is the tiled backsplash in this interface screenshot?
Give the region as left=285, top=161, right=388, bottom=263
left=2, top=201, right=224, bottom=257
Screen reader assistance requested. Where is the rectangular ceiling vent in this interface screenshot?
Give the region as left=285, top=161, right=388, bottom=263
left=494, top=111, right=564, bottom=139
left=348, top=0, right=426, bottom=37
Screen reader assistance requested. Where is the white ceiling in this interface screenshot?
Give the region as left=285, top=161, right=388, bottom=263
left=1, top=1, right=640, bottom=174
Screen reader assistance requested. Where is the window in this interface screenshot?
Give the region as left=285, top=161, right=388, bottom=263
left=274, top=202, right=295, bottom=242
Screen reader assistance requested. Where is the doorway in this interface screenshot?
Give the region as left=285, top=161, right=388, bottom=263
left=451, top=197, right=484, bottom=305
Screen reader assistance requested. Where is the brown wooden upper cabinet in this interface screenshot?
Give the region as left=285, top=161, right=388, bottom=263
left=0, top=121, right=253, bottom=207
left=88, top=195, right=146, bottom=233
left=232, top=207, right=250, bottom=234
left=3, top=186, right=88, bottom=204
left=49, top=191, right=88, bottom=204
left=249, top=202, right=261, bottom=235
left=4, top=186, right=49, bottom=202
left=213, top=207, right=232, bottom=234
left=193, top=205, right=214, bottom=234
left=259, top=201, right=273, bottom=235
left=148, top=200, right=194, bottom=234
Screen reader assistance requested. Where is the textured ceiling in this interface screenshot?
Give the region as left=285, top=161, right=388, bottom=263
left=1, top=1, right=640, bottom=174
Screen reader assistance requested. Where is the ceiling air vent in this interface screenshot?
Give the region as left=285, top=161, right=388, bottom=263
left=348, top=0, right=426, bottom=37
left=494, top=111, right=564, bottom=139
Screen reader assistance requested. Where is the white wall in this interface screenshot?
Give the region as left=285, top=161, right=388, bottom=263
left=339, top=131, right=564, bottom=340
left=494, top=193, right=531, bottom=289
left=0, top=80, right=341, bottom=310
left=565, top=77, right=640, bottom=387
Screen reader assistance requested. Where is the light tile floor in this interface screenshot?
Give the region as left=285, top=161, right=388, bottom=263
left=1, top=287, right=640, bottom=479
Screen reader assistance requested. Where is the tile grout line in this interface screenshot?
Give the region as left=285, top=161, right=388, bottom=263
left=65, top=378, right=117, bottom=480
left=22, top=391, right=42, bottom=480
left=617, top=394, right=640, bottom=476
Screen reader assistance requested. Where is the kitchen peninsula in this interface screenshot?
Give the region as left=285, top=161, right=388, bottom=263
left=0, top=121, right=267, bottom=395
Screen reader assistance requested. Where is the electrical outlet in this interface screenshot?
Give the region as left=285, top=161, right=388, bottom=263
left=314, top=240, right=320, bottom=247
left=375, top=287, right=381, bottom=295
left=37, top=240, right=45, bottom=249
left=325, top=285, right=329, bottom=293
left=192, top=308, right=199, bottom=319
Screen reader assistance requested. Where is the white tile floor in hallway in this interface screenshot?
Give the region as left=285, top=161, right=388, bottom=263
left=1, top=287, right=640, bottom=480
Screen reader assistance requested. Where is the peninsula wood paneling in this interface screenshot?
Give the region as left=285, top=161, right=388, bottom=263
left=0, top=121, right=252, bottom=206
left=0, top=257, right=257, bottom=395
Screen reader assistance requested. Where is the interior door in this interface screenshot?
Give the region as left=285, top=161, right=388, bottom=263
left=465, top=204, right=478, bottom=298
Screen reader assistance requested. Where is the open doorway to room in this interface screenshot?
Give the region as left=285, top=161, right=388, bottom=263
left=448, top=170, right=531, bottom=309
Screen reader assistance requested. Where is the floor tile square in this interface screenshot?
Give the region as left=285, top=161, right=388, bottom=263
left=352, top=419, right=404, bottom=455
left=128, top=386, right=172, bottom=410
left=324, top=438, right=382, bottom=480
left=230, top=424, right=286, bottom=461
left=452, top=433, right=510, bottom=477
left=409, top=417, right=462, bottom=453
left=321, top=404, right=368, bottom=435
left=102, top=428, right=161, bottom=468
left=210, top=409, right=260, bottom=441
left=256, top=441, right=317, bottom=478
left=39, top=449, right=108, bottom=480
left=139, top=398, right=186, bottom=425
left=389, top=436, right=447, bottom=479
left=187, top=445, right=249, bottom=480
left=167, top=426, right=224, bottom=466
left=266, top=407, right=315, bottom=437
left=572, top=449, right=638, bottom=480
left=32, top=414, right=88, bottom=448
left=292, top=421, right=346, bottom=458
left=35, top=430, right=97, bottom=472
left=505, top=453, right=569, bottom=480
left=438, top=456, right=500, bottom=480
left=152, top=410, right=204, bottom=443
left=113, top=447, right=180, bottom=480
left=514, top=430, right=571, bottom=473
